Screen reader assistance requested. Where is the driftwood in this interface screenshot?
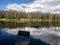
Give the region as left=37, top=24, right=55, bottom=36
left=18, top=31, right=30, bottom=36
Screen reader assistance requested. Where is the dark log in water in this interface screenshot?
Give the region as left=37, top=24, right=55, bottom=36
left=18, top=31, right=30, bottom=36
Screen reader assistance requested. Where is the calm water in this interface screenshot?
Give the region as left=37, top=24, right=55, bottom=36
left=0, top=21, right=60, bottom=28
left=0, top=27, right=60, bottom=45
left=0, top=21, right=60, bottom=45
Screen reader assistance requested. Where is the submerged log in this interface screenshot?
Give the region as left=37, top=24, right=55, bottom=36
left=18, top=31, right=30, bottom=36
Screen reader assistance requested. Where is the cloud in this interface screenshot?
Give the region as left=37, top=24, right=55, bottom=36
left=50, top=4, right=60, bottom=13
left=5, top=0, right=44, bottom=12
left=5, top=0, right=60, bottom=13
left=51, top=4, right=60, bottom=10
left=45, top=0, right=57, bottom=2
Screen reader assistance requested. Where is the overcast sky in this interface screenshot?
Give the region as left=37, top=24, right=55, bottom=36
left=0, top=0, right=60, bottom=13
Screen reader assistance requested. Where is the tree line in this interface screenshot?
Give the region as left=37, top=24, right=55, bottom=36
left=0, top=10, right=60, bottom=20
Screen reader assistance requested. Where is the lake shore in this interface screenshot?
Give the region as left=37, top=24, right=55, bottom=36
left=0, top=18, right=60, bottom=22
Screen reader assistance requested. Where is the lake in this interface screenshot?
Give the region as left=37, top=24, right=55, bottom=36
left=0, top=21, right=60, bottom=45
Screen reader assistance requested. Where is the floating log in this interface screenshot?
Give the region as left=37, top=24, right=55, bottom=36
left=18, top=31, right=30, bottom=36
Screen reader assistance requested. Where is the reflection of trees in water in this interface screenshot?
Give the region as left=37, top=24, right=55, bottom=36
left=0, top=21, right=60, bottom=28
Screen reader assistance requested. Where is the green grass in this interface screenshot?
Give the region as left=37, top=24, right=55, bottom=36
left=0, top=18, right=60, bottom=22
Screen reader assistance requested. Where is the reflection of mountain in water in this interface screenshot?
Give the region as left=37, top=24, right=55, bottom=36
left=1, top=27, right=60, bottom=45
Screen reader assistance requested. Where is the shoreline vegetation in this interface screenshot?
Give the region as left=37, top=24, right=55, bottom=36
left=0, top=19, right=60, bottom=22
left=0, top=10, right=60, bottom=28
left=0, top=10, right=60, bottom=22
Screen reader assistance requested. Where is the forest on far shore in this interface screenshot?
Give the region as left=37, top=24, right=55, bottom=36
left=0, top=10, right=60, bottom=21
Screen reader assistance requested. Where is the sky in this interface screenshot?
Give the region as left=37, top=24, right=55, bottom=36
left=0, top=0, right=60, bottom=13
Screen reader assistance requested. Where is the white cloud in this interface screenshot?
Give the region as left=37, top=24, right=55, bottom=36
left=50, top=4, right=60, bottom=13
left=51, top=4, right=60, bottom=10
left=6, top=4, right=25, bottom=11
left=5, top=0, right=44, bottom=12
left=45, top=0, right=57, bottom=2
left=5, top=0, right=60, bottom=13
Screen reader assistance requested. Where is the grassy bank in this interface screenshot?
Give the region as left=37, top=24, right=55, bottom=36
left=0, top=18, right=60, bottom=22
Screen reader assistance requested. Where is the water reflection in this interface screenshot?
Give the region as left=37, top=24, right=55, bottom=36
left=0, top=21, right=60, bottom=28
left=0, top=21, right=60, bottom=45
left=0, top=27, right=60, bottom=45
left=0, top=27, right=50, bottom=45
